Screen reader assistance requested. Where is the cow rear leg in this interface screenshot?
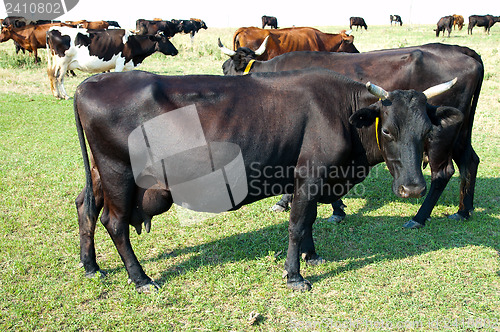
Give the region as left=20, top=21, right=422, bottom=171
left=100, top=206, right=159, bottom=293
left=76, top=186, right=104, bottom=277
left=451, top=146, right=479, bottom=220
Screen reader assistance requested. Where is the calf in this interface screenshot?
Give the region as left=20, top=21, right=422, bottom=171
left=46, top=27, right=178, bottom=99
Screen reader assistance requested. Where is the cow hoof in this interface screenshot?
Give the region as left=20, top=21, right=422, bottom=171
left=270, top=204, right=288, bottom=212
left=402, top=220, right=424, bottom=229
left=448, top=213, right=468, bottom=221
left=305, top=256, right=327, bottom=266
left=327, top=214, right=345, bottom=223
left=286, top=279, right=312, bottom=292
left=85, top=269, right=107, bottom=279
left=136, top=281, right=160, bottom=294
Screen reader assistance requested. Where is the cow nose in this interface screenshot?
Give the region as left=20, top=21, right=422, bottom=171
left=398, top=184, right=426, bottom=198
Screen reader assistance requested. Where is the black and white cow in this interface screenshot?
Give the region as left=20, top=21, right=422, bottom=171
left=46, top=27, right=178, bottom=99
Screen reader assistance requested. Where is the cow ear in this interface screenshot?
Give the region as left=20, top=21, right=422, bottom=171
left=426, top=105, right=463, bottom=128
left=349, top=104, right=380, bottom=128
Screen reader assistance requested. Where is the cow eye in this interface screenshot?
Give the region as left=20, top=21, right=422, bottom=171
left=382, top=128, right=393, bottom=140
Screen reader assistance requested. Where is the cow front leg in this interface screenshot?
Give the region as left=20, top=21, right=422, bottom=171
left=284, top=178, right=322, bottom=291
left=100, top=208, right=158, bottom=293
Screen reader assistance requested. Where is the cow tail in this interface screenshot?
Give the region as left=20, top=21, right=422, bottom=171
left=73, top=94, right=97, bottom=222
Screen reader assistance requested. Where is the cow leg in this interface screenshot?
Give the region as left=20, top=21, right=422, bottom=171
left=100, top=202, right=159, bottom=293
left=76, top=185, right=104, bottom=277
left=271, top=194, right=293, bottom=212
left=451, top=146, right=479, bottom=220
left=404, top=159, right=455, bottom=229
left=327, top=199, right=347, bottom=223
left=284, top=178, right=323, bottom=291
left=55, top=63, right=70, bottom=99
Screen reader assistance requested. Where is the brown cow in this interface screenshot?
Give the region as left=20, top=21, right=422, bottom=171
left=232, top=27, right=358, bottom=60
left=65, top=20, right=109, bottom=29
left=453, top=14, right=464, bottom=30
left=0, top=23, right=70, bottom=63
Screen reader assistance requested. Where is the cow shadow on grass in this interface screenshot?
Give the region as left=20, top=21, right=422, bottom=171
left=128, top=173, right=499, bottom=288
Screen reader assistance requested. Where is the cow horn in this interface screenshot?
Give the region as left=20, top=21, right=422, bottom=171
left=345, top=29, right=353, bottom=35
left=254, top=36, right=269, bottom=56
left=423, top=77, right=458, bottom=99
left=366, top=82, right=390, bottom=100
left=218, top=38, right=236, bottom=56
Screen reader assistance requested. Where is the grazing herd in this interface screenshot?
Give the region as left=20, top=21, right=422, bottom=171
left=0, top=13, right=491, bottom=293
left=435, top=14, right=500, bottom=36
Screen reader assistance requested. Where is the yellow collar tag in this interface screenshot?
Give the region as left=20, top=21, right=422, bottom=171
left=243, top=60, right=255, bottom=75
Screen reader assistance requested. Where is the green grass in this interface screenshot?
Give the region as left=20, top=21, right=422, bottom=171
left=0, top=25, right=499, bottom=331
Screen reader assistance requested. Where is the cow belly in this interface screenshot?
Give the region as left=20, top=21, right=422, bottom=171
left=67, top=51, right=129, bottom=73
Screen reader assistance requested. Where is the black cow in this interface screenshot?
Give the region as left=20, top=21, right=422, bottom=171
left=74, top=69, right=460, bottom=293
left=106, top=20, right=121, bottom=28
left=135, top=19, right=179, bottom=37
left=350, top=17, right=367, bottom=30
left=468, top=15, right=500, bottom=34
left=435, top=16, right=453, bottom=37
left=219, top=44, right=483, bottom=229
left=172, top=18, right=208, bottom=39
left=262, top=15, right=278, bottom=29
left=390, top=15, right=403, bottom=26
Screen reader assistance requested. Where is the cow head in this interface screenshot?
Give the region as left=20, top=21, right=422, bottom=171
left=152, top=31, right=178, bottom=56
left=349, top=79, right=463, bottom=198
left=338, top=30, right=359, bottom=53
left=218, top=37, right=268, bottom=75
left=0, top=26, right=13, bottom=42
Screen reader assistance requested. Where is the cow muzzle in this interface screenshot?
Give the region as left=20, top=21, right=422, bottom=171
left=395, top=183, right=426, bottom=198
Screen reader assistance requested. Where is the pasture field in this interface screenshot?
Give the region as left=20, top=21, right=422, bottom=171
left=0, top=25, right=499, bottom=331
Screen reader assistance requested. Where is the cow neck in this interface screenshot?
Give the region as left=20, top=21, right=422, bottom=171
left=243, top=60, right=255, bottom=75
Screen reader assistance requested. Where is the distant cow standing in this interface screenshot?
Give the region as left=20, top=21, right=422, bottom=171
left=262, top=15, right=278, bottom=29
left=453, top=14, right=464, bottom=30
left=390, top=15, right=403, bottom=26
left=46, top=27, right=178, bottom=99
left=468, top=15, right=500, bottom=34
left=136, top=19, right=180, bottom=37
left=435, top=16, right=453, bottom=37
left=174, top=18, right=208, bottom=40
left=0, top=22, right=71, bottom=63
left=231, top=27, right=358, bottom=61
left=350, top=17, right=367, bottom=30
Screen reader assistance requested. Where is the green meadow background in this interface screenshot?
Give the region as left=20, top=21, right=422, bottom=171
left=0, top=24, right=499, bottom=331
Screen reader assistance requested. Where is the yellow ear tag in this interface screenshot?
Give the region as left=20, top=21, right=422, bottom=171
left=243, top=59, right=255, bottom=75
